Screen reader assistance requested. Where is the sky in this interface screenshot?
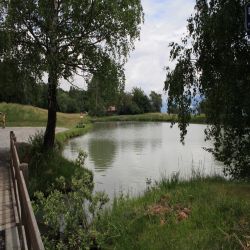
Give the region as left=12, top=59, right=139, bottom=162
left=124, top=0, right=195, bottom=95
left=61, top=0, right=196, bottom=97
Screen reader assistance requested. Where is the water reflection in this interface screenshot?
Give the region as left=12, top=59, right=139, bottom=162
left=88, top=139, right=116, bottom=172
left=62, top=122, right=222, bottom=198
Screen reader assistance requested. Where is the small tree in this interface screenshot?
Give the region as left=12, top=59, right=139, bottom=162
left=1, top=0, right=144, bottom=148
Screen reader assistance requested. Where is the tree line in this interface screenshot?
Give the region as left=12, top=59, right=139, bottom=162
left=0, top=68, right=162, bottom=115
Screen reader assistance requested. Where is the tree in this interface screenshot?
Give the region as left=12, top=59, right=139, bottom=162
left=117, top=91, right=140, bottom=115
left=87, top=58, right=124, bottom=116
left=149, top=91, right=162, bottom=112
left=165, top=0, right=250, bottom=179
left=1, top=0, right=144, bottom=148
left=132, top=87, right=151, bottom=113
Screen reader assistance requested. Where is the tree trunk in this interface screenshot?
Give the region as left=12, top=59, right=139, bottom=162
left=43, top=0, right=58, bottom=150
left=43, top=73, right=57, bottom=149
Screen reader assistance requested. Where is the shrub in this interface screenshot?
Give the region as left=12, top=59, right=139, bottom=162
left=33, top=152, right=109, bottom=249
left=27, top=132, right=92, bottom=196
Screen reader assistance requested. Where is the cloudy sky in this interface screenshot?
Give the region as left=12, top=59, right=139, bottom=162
left=61, top=0, right=196, bottom=95
left=124, top=0, right=195, bottom=95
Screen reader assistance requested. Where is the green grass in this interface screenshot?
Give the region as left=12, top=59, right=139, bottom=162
left=55, top=123, right=92, bottom=145
left=0, top=103, right=206, bottom=128
left=98, top=177, right=250, bottom=250
left=0, top=102, right=86, bottom=128
left=90, top=113, right=206, bottom=124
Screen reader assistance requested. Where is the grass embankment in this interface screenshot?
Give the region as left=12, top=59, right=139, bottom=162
left=90, top=113, right=206, bottom=124
left=0, top=102, right=93, bottom=143
left=0, top=102, right=86, bottom=128
left=99, top=177, right=250, bottom=249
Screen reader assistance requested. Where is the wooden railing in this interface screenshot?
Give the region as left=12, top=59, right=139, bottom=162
left=10, top=131, right=44, bottom=250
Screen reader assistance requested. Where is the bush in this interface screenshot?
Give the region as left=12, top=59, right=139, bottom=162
left=33, top=152, right=109, bottom=249
left=76, top=121, right=85, bottom=128
left=27, top=132, right=93, bottom=196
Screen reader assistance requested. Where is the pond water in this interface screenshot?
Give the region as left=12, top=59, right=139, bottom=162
left=63, top=122, right=222, bottom=197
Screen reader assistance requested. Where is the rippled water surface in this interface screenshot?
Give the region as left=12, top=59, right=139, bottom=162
left=63, top=122, right=222, bottom=197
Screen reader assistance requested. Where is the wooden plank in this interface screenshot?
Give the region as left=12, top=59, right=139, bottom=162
left=5, top=226, right=21, bottom=250
left=0, top=209, right=14, bottom=217
left=0, top=215, right=15, bottom=226
left=0, top=222, right=16, bottom=231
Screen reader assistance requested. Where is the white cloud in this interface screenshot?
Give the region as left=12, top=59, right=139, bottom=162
left=125, top=0, right=195, bottom=94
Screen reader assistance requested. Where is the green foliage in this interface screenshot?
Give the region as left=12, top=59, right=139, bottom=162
left=57, top=87, right=88, bottom=113
left=87, top=58, right=125, bottom=116
left=33, top=152, right=109, bottom=249
left=28, top=132, right=93, bottom=195
left=165, top=0, right=250, bottom=179
left=132, top=87, right=151, bottom=113
left=149, top=91, right=162, bottom=112
left=117, top=89, right=162, bottom=115
left=117, top=92, right=140, bottom=115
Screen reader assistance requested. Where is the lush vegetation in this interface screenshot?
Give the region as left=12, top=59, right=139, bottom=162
left=33, top=151, right=110, bottom=249
left=33, top=172, right=250, bottom=249
left=165, top=0, right=250, bottom=179
left=18, top=130, right=92, bottom=196
left=1, top=0, right=249, bottom=248
left=98, top=176, right=250, bottom=249
left=117, top=88, right=162, bottom=116
left=91, top=113, right=206, bottom=124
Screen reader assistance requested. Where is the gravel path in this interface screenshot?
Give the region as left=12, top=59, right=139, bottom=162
left=0, top=127, right=67, bottom=150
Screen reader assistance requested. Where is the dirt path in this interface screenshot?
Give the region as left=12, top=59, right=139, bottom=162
left=0, top=127, right=67, bottom=150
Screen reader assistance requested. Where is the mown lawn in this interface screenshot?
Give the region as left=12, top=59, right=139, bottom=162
left=0, top=102, right=86, bottom=128
left=98, top=177, right=250, bottom=250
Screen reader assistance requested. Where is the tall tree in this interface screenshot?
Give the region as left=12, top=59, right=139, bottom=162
left=1, top=0, right=144, bottom=148
left=165, top=0, right=250, bottom=179
left=132, top=87, right=151, bottom=113
left=149, top=91, right=162, bottom=112
left=87, top=58, right=124, bottom=116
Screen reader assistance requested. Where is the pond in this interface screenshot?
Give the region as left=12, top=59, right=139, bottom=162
left=63, top=122, right=222, bottom=197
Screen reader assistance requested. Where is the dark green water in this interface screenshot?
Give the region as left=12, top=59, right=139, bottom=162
left=63, top=122, right=222, bottom=197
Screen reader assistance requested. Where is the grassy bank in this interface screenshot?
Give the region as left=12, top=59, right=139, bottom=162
left=56, top=123, right=92, bottom=145
left=98, top=176, right=250, bottom=249
left=0, top=102, right=86, bottom=128
left=90, top=113, right=206, bottom=124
